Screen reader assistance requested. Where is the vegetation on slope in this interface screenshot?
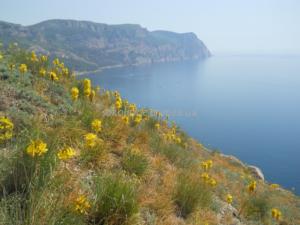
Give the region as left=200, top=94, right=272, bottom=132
left=0, top=19, right=211, bottom=71
left=0, top=44, right=299, bottom=225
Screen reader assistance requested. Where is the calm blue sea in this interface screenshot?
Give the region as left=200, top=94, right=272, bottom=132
left=83, top=55, right=300, bottom=195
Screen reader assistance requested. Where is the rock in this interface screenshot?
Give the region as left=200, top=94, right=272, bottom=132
left=220, top=154, right=244, bottom=167
left=215, top=197, right=246, bottom=225
left=248, top=165, right=265, bottom=180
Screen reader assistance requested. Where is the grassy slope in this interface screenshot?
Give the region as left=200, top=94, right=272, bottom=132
left=0, top=46, right=299, bottom=225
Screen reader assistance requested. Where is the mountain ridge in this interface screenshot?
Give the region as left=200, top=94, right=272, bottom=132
left=0, top=19, right=211, bottom=71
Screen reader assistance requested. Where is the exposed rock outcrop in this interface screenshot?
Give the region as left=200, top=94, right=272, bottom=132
left=0, top=19, right=211, bottom=71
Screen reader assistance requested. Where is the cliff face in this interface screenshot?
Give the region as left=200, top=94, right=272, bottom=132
left=0, top=19, right=211, bottom=71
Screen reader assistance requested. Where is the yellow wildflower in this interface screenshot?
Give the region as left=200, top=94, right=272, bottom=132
left=122, top=116, right=129, bottom=125
left=83, top=79, right=91, bottom=97
left=53, top=58, right=60, bottom=66
left=30, top=51, right=38, bottom=62
left=206, top=160, right=213, bottom=168
left=175, top=137, right=181, bottom=144
left=209, top=178, right=217, bottom=187
left=134, top=114, right=142, bottom=124
left=201, top=162, right=209, bottom=171
left=74, top=195, right=90, bottom=214
left=0, top=117, right=14, bottom=142
left=19, top=64, right=27, bottom=74
left=115, top=100, right=122, bottom=111
left=49, top=71, right=59, bottom=81
left=155, top=123, right=160, bottom=130
left=57, top=147, right=75, bottom=160
left=270, top=183, right=280, bottom=189
left=201, top=172, right=210, bottom=182
left=62, top=68, right=69, bottom=76
left=0, top=54, right=3, bottom=60
left=71, top=87, right=79, bottom=101
left=129, top=104, right=136, bottom=112
left=271, top=208, right=282, bottom=221
left=248, top=180, right=257, bottom=193
left=26, top=140, right=48, bottom=157
left=40, top=55, right=48, bottom=62
left=39, top=68, right=46, bottom=76
left=84, top=133, right=97, bottom=148
left=226, top=194, right=233, bottom=204
left=91, top=119, right=102, bottom=133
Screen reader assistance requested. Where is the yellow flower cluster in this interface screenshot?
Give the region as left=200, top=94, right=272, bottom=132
left=57, top=147, right=76, bottom=160
left=270, top=183, right=280, bottom=189
left=201, top=160, right=213, bottom=171
left=91, top=119, right=102, bottom=133
left=134, top=114, right=142, bottom=124
left=84, top=133, right=98, bottom=148
left=247, top=180, right=257, bottom=193
left=201, top=172, right=217, bottom=187
left=122, top=116, right=129, bottom=125
left=271, top=208, right=282, bottom=221
left=226, top=194, right=233, bottom=204
left=30, top=51, right=38, bottom=62
left=155, top=123, right=160, bottom=130
left=162, top=128, right=182, bottom=144
left=129, top=103, right=136, bottom=112
left=49, top=71, right=59, bottom=81
left=53, top=58, right=60, bottom=66
left=19, top=64, right=28, bottom=74
left=115, top=92, right=122, bottom=111
left=26, top=139, right=48, bottom=157
left=83, top=79, right=91, bottom=97
left=74, top=195, right=91, bottom=214
left=0, top=117, right=14, bottom=142
left=71, top=87, right=79, bottom=101
left=40, top=55, right=48, bottom=62
left=39, top=68, right=46, bottom=77
left=0, top=53, right=3, bottom=60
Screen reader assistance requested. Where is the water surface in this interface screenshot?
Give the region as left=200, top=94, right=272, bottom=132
left=83, top=56, right=300, bottom=194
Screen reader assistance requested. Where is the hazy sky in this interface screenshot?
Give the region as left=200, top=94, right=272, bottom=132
left=1, top=0, right=300, bottom=54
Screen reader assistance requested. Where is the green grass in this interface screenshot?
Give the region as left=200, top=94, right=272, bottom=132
left=121, top=149, right=148, bottom=176
left=91, top=172, right=139, bottom=225
left=174, top=171, right=212, bottom=218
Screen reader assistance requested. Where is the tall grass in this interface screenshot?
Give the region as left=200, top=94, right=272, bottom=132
left=121, top=149, right=148, bottom=176
left=91, top=172, right=139, bottom=225
left=173, top=171, right=212, bottom=218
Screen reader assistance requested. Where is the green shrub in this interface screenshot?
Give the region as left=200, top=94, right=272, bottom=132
left=91, top=172, right=138, bottom=225
left=243, top=193, right=271, bottom=221
left=121, top=149, right=148, bottom=176
left=174, top=171, right=212, bottom=218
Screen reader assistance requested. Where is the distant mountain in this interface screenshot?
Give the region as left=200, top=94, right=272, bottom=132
left=0, top=19, right=211, bottom=71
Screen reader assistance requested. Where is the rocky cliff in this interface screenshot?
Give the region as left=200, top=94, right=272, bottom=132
left=0, top=19, right=211, bottom=71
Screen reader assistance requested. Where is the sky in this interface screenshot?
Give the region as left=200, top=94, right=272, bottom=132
left=1, top=0, right=300, bottom=55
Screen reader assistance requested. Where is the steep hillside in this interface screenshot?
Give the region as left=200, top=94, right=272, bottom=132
left=0, top=46, right=299, bottom=225
left=0, top=20, right=211, bottom=71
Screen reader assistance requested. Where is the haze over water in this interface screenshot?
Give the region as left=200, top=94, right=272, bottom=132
left=84, top=55, right=300, bottom=194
